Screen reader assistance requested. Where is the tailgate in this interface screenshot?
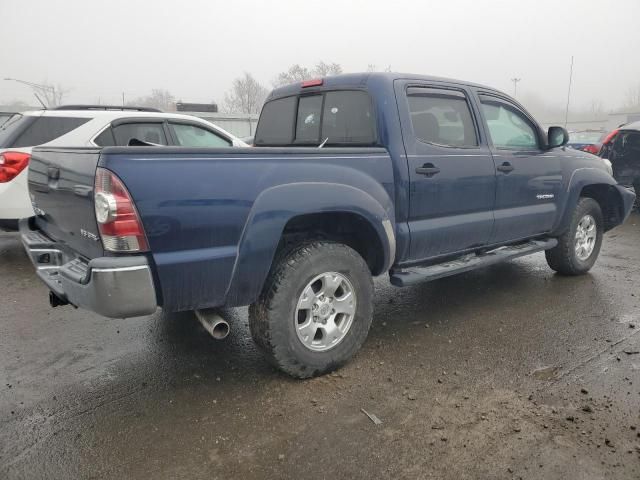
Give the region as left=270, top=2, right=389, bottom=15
left=28, top=147, right=104, bottom=259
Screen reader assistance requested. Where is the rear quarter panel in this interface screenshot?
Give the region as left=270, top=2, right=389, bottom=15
left=99, top=147, right=395, bottom=311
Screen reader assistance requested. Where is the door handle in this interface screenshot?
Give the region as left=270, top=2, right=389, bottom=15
left=415, top=163, right=441, bottom=177
left=496, top=162, right=514, bottom=173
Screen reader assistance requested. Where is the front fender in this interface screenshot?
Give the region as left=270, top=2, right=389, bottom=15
left=552, top=167, right=626, bottom=235
left=223, top=182, right=395, bottom=306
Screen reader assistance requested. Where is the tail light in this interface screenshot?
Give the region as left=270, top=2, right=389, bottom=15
left=0, top=151, right=30, bottom=183
left=602, top=129, right=619, bottom=145
left=94, top=167, right=148, bottom=252
left=583, top=144, right=600, bottom=155
left=302, top=79, right=323, bottom=88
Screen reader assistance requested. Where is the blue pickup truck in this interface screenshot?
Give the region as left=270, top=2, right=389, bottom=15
left=21, top=73, right=635, bottom=378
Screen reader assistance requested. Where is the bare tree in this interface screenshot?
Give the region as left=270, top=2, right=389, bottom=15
left=223, top=73, right=268, bottom=114
left=313, top=61, right=343, bottom=77
left=273, top=64, right=313, bottom=87
left=42, top=84, right=68, bottom=107
left=130, top=89, right=175, bottom=111
left=273, top=62, right=344, bottom=87
left=365, top=64, right=392, bottom=73
left=589, top=99, right=604, bottom=117
left=623, top=83, right=640, bottom=110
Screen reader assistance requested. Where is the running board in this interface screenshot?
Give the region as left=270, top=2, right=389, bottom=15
left=389, top=238, right=557, bottom=287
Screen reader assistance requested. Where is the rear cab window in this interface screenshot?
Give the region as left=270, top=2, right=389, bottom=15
left=255, top=90, right=376, bottom=146
left=0, top=115, right=90, bottom=148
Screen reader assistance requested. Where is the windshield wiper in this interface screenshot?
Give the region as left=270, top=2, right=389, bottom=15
left=318, top=137, right=329, bottom=148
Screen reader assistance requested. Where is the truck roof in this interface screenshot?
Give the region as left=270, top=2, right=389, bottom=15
left=268, top=72, right=500, bottom=101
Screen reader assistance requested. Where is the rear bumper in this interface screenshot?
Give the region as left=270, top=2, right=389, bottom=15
left=20, top=220, right=158, bottom=318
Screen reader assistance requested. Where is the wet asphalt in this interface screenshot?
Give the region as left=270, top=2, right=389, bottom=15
left=1, top=215, right=639, bottom=480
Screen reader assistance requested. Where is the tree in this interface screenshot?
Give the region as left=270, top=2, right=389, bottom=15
left=273, top=64, right=312, bottom=87
left=223, top=73, right=268, bottom=114
left=623, top=83, right=640, bottom=110
left=40, top=83, right=68, bottom=107
left=313, top=61, right=343, bottom=77
left=366, top=64, right=391, bottom=73
left=589, top=99, right=604, bottom=117
left=130, top=89, right=175, bottom=111
left=272, top=62, right=344, bottom=87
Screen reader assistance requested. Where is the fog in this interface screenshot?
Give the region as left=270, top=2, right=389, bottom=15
left=1, top=0, right=639, bottom=116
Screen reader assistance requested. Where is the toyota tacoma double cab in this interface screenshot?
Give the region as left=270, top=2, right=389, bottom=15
left=21, top=73, right=635, bottom=378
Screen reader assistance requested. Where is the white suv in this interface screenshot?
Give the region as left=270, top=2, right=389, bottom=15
left=0, top=106, right=246, bottom=230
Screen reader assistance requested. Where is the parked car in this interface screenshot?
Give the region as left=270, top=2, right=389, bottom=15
left=567, top=129, right=607, bottom=154
left=21, top=73, right=635, bottom=378
left=599, top=121, right=640, bottom=193
left=0, top=105, right=246, bottom=230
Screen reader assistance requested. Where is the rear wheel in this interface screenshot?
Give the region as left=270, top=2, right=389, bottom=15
left=249, top=242, right=374, bottom=378
left=545, top=197, right=603, bottom=275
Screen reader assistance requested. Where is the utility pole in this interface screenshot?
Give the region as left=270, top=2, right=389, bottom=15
left=4, top=77, right=59, bottom=107
left=511, top=78, right=521, bottom=97
left=564, top=56, right=574, bottom=128
left=122, top=92, right=125, bottom=107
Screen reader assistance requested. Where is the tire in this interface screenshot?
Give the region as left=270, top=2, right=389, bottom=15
left=545, top=197, right=603, bottom=275
left=249, top=242, right=374, bottom=379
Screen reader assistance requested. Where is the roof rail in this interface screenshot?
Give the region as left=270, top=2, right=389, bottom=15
left=52, top=105, right=163, bottom=112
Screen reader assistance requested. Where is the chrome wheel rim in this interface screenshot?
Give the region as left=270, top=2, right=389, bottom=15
left=295, top=272, right=357, bottom=352
left=575, top=214, right=597, bottom=261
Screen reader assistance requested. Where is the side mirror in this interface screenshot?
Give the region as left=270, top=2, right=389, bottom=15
left=547, top=126, right=569, bottom=148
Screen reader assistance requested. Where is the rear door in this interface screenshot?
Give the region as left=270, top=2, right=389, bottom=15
left=395, top=81, right=497, bottom=262
left=475, top=93, right=563, bottom=243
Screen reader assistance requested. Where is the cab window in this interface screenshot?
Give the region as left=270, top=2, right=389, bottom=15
left=407, top=88, right=478, bottom=147
left=480, top=97, right=538, bottom=149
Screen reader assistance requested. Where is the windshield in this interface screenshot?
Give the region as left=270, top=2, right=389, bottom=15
left=569, top=131, right=604, bottom=144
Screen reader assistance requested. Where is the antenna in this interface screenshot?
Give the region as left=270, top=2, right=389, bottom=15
left=564, top=56, right=574, bottom=128
left=33, top=92, right=47, bottom=109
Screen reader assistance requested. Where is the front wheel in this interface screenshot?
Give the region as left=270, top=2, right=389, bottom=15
left=545, top=197, right=603, bottom=275
left=249, top=242, right=374, bottom=378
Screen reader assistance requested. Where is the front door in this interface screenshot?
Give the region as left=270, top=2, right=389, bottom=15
left=476, top=94, right=563, bottom=243
left=396, top=82, right=497, bottom=263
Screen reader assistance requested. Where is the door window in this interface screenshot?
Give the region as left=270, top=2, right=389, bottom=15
left=170, top=123, right=232, bottom=147
left=407, top=88, right=478, bottom=147
left=480, top=98, right=538, bottom=149
left=112, top=123, right=168, bottom=146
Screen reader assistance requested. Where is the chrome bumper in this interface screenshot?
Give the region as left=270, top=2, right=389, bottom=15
left=20, top=221, right=157, bottom=318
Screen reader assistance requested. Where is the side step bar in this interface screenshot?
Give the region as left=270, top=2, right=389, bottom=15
left=389, top=238, right=557, bottom=287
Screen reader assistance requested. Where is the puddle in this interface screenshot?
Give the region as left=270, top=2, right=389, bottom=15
left=531, top=366, right=560, bottom=380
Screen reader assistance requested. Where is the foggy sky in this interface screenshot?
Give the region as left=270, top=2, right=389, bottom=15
left=1, top=0, right=639, bottom=113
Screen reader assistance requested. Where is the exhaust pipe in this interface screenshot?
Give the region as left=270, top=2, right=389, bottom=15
left=195, top=309, right=230, bottom=340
